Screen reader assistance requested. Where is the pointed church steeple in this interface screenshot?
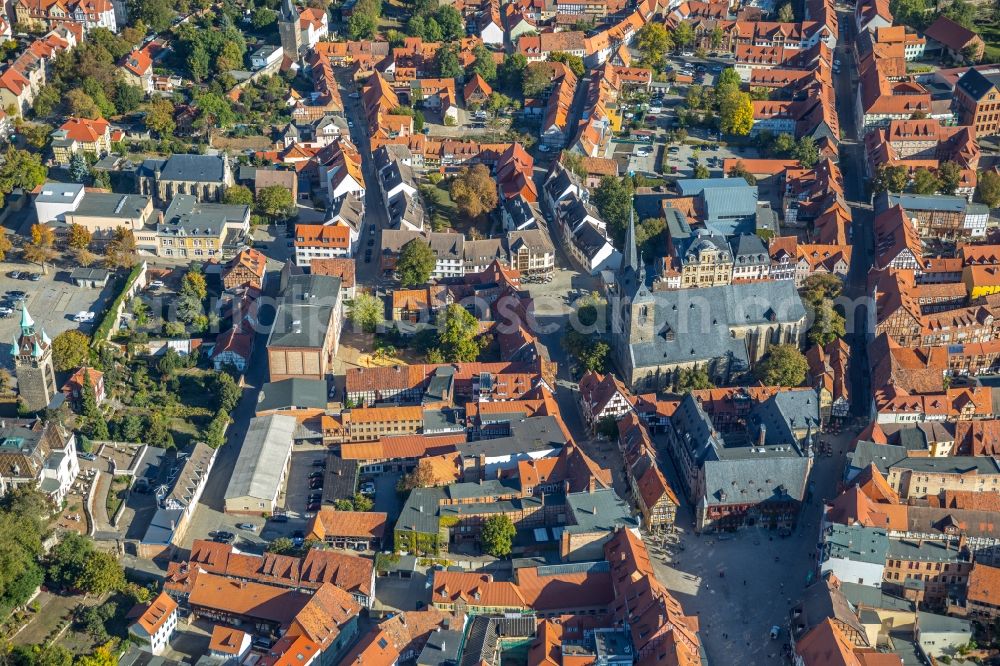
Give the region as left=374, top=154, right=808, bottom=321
left=20, top=305, right=34, bottom=335
left=622, top=207, right=639, bottom=275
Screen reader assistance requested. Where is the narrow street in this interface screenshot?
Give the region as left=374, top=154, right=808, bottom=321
left=834, top=9, right=876, bottom=418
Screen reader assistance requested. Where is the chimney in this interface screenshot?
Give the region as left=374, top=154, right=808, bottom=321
left=758, top=424, right=766, bottom=448
left=589, top=476, right=596, bottom=493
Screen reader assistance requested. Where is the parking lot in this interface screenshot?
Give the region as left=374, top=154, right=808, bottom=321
left=0, top=262, right=115, bottom=367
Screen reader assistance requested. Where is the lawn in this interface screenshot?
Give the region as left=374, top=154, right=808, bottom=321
left=104, top=476, right=131, bottom=522
left=977, top=12, right=1000, bottom=62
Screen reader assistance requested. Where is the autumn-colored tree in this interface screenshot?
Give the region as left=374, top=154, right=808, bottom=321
left=104, top=228, right=137, bottom=269
left=450, top=164, right=498, bottom=220
left=0, top=232, right=12, bottom=261
left=23, top=223, right=57, bottom=269
left=68, top=223, right=91, bottom=250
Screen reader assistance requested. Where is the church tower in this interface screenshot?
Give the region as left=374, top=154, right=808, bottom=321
left=14, top=306, right=56, bottom=412
left=278, top=0, right=304, bottom=63
left=611, top=210, right=655, bottom=379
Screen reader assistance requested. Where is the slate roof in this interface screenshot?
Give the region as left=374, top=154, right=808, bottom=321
left=955, top=68, right=1000, bottom=102
left=142, top=154, right=227, bottom=183
left=626, top=279, right=806, bottom=372
left=256, top=378, right=328, bottom=413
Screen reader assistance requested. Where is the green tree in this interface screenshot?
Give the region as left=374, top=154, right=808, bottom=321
left=267, top=537, right=295, bottom=554
left=396, top=238, right=436, bottom=287
left=676, top=366, right=715, bottom=393
left=889, top=0, right=928, bottom=28
left=144, top=98, right=176, bottom=138
left=436, top=304, right=483, bottom=362
left=66, top=88, right=101, bottom=119
left=256, top=185, right=296, bottom=220
left=791, top=136, right=820, bottom=169
left=91, top=169, right=111, bottom=190
left=114, top=82, right=144, bottom=114
left=348, top=12, right=378, bottom=39
left=808, top=300, right=846, bottom=346
left=777, top=2, right=794, bottom=21
left=0, top=487, right=48, bottom=615
left=351, top=293, right=384, bottom=333
left=549, top=51, right=584, bottom=77
left=522, top=62, right=552, bottom=98
left=873, top=164, right=909, bottom=193
left=251, top=6, right=278, bottom=28
left=498, top=53, right=527, bottom=95
left=937, top=161, right=962, bottom=195
left=68, top=152, right=90, bottom=183
left=0, top=148, right=47, bottom=208
left=754, top=344, right=808, bottom=387
left=976, top=169, right=1000, bottom=208
left=909, top=167, right=941, bottom=194
left=435, top=44, right=462, bottom=78
left=480, top=514, right=516, bottom=557
left=635, top=22, right=672, bottom=71
left=593, top=176, right=635, bottom=245
left=128, top=0, right=174, bottom=31
left=223, top=184, right=255, bottom=206
left=434, top=5, right=465, bottom=41
left=943, top=0, right=975, bottom=28
left=672, top=22, right=695, bottom=48
left=717, top=67, right=741, bottom=89
left=693, top=161, right=710, bottom=179
left=52, top=330, right=90, bottom=371
left=194, top=91, right=236, bottom=129
left=471, top=44, right=497, bottom=83
left=802, top=272, right=843, bottom=305
left=75, top=549, right=124, bottom=595
left=45, top=532, right=91, bottom=592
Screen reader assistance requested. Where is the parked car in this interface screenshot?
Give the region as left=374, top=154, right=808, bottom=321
left=28, top=273, right=40, bottom=282
left=78, top=452, right=97, bottom=461
left=309, top=471, right=324, bottom=479
left=7, top=271, right=20, bottom=279
left=236, top=523, right=257, bottom=531
left=148, top=280, right=164, bottom=289
left=271, top=514, right=289, bottom=523
left=73, top=311, right=96, bottom=322
left=213, top=531, right=236, bottom=543
left=7, top=290, right=25, bottom=299
left=306, top=502, right=321, bottom=512
left=360, top=482, right=375, bottom=495
left=0, top=307, right=12, bottom=318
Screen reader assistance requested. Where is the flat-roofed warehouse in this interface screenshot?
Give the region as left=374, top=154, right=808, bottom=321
left=224, top=414, right=297, bottom=514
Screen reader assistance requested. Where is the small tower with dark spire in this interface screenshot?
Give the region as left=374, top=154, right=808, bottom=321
left=278, top=0, right=304, bottom=63
left=611, top=209, right=656, bottom=376
left=13, top=306, right=56, bottom=412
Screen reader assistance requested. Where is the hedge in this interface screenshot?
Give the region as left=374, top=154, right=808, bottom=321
left=91, top=264, right=144, bottom=347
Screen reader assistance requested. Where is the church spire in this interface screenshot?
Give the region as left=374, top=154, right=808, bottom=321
left=20, top=305, right=34, bottom=334
left=623, top=207, right=639, bottom=274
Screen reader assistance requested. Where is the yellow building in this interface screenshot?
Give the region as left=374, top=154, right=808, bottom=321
left=963, top=265, right=1000, bottom=299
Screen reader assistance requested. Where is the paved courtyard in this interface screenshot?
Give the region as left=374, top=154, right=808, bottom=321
left=648, top=428, right=855, bottom=665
